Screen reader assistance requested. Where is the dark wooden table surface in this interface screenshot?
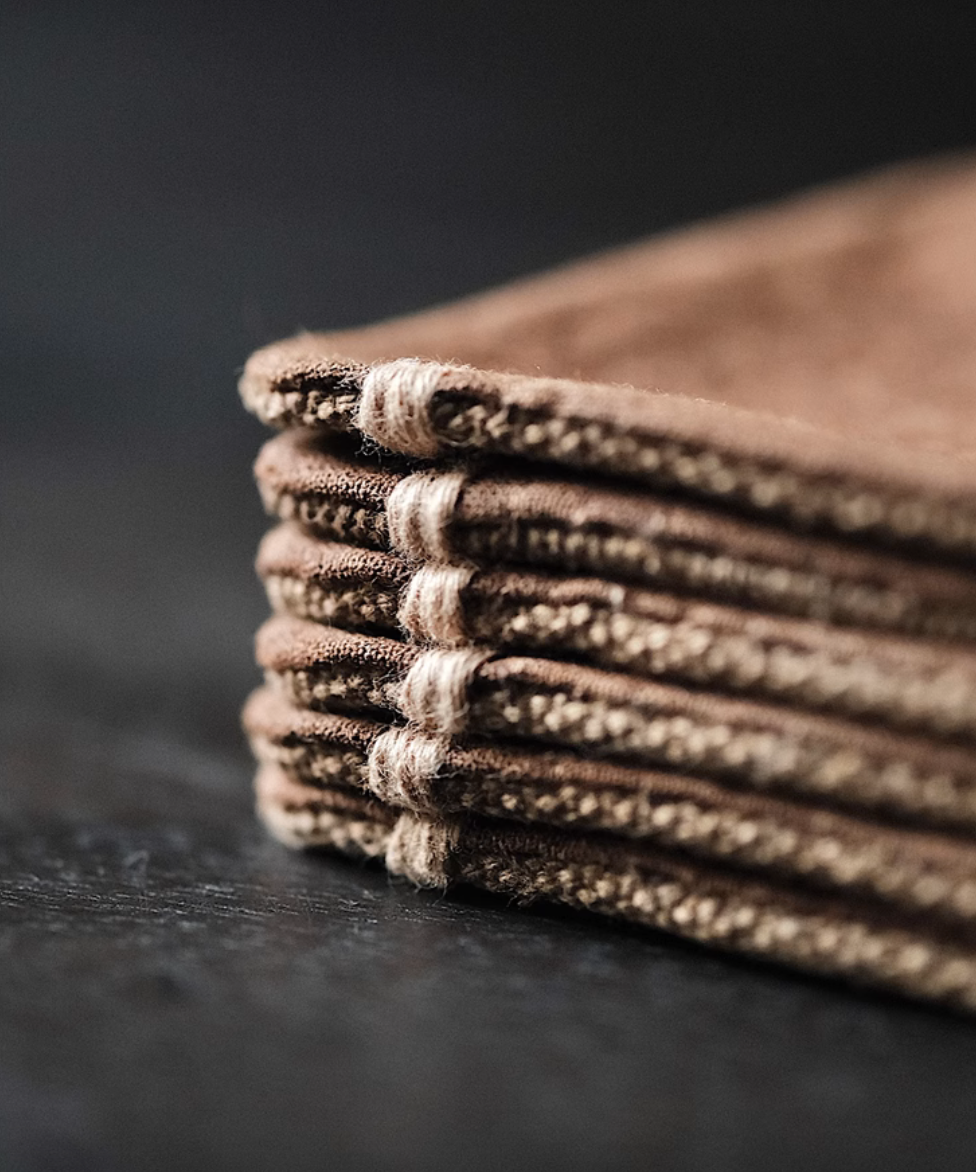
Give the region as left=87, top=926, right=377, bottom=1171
left=5, top=4, right=976, bottom=1168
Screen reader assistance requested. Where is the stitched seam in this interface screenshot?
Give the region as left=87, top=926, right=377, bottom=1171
left=467, top=681, right=976, bottom=831
left=461, top=521, right=976, bottom=640
left=272, top=663, right=976, bottom=831
left=477, top=599, right=976, bottom=739
left=432, top=398, right=976, bottom=557
left=257, top=785, right=976, bottom=1007
left=273, top=666, right=397, bottom=715
left=264, top=574, right=401, bottom=631
left=258, top=800, right=392, bottom=856
left=460, top=775, right=976, bottom=921
left=264, top=573, right=976, bottom=738
left=263, top=487, right=389, bottom=549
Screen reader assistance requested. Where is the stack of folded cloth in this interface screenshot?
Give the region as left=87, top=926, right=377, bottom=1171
left=240, top=156, right=976, bottom=1011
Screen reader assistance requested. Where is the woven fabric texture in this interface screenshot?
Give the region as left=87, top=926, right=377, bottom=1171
left=240, top=156, right=976, bottom=1009
left=242, top=157, right=976, bottom=559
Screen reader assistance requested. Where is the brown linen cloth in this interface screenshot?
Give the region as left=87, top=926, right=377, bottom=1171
left=253, top=763, right=976, bottom=1013
left=243, top=686, right=976, bottom=931
left=257, top=521, right=976, bottom=742
left=240, top=156, right=976, bottom=1009
left=254, top=432, right=976, bottom=641
left=241, top=156, right=976, bottom=560
left=254, top=615, right=976, bottom=834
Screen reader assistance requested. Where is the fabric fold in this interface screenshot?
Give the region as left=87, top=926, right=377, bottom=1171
left=241, top=156, right=976, bottom=559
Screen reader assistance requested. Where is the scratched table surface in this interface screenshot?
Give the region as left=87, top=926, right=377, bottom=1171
left=5, top=4, right=976, bottom=1169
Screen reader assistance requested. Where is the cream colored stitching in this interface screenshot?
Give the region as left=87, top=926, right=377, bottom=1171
left=436, top=398, right=976, bottom=559
left=264, top=574, right=401, bottom=630
left=386, top=469, right=467, bottom=563
left=386, top=810, right=460, bottom=887
left=252, top=731, right=976, bottom=926
left=460, top=853, right=976, bottom=1011
left=398, top=564, right=474, bottom=645
left=463, top=521, right=976, bottom=640
left=257, top=796, right=391, bottom=857
left=265, top=485, right=976, bottom=640
left=397, top=647, right=493, bottom=735
left=273, top=660, right=976, bottom=830
left=263, top=485, right=388, bottom=549
left=366, top=726, right=446, bottom=811
left=356, top=359, right=454, bottom=457
left=266, top=570, right=976, bottom=738
left=467, top=682, right=976, bottom=831
left=487, top=600, right=976, bottom=739
left=274, top=666, right=393, bottom=714
left=256, top=783, right=976, bottom=1008
left=250, top=371, right=976, bottom=557
left=258, top=786, right=976, bottom=1009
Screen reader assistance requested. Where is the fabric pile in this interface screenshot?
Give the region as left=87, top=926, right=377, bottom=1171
left=240, top=156, right=976, bottom=1011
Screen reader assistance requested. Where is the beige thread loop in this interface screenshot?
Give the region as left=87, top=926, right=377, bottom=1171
left=386, top=811, right=460, bottom=887
left=399, top=564, right=474, bottom=645
left=397, top=647, right=493, bottom=735
left=367, top=726, right=446, bottom=811
left=386, top=469, right=467, bottom=563
left=357, top=359, right=453, bottom=457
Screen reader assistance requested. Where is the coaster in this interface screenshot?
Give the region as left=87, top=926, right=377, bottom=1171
left=243, top=685, right=976, bottom=931
left=241, top=157, right=976, bottom=559
left=254, top=614, right=976, bottom=833
left=254, top=432, right=976, bottom=641
left=257, top=521, right=976, bottom=741
left=254, top=763, right=976, bottom=1013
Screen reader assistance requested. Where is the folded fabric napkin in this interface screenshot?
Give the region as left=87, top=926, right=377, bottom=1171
left=240, top=155, right=976, bottom=1009
left=254, top=432, right=976, bottom=638
left=242, top=156, right=976, bottom=560
left=253, top=611, right=976, bottom=831
left=244, top=688, right=976, bottom=929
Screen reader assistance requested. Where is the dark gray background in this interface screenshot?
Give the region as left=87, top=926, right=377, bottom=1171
left=3, top=3, right=976, bottom=1169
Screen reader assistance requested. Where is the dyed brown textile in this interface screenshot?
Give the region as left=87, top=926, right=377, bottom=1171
left=254, top=615, right=976, bottom=834
left=241, top=157, right=976, bottom=559
left=243, top=686, right=976, bottom=930
left=257, top=521, right=976, bottom=741
left=254, top=432, right=976, bottom=640
left=254, top=765, right=976, bottom=1013
left=240, top=156, right=976, bottom=1009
